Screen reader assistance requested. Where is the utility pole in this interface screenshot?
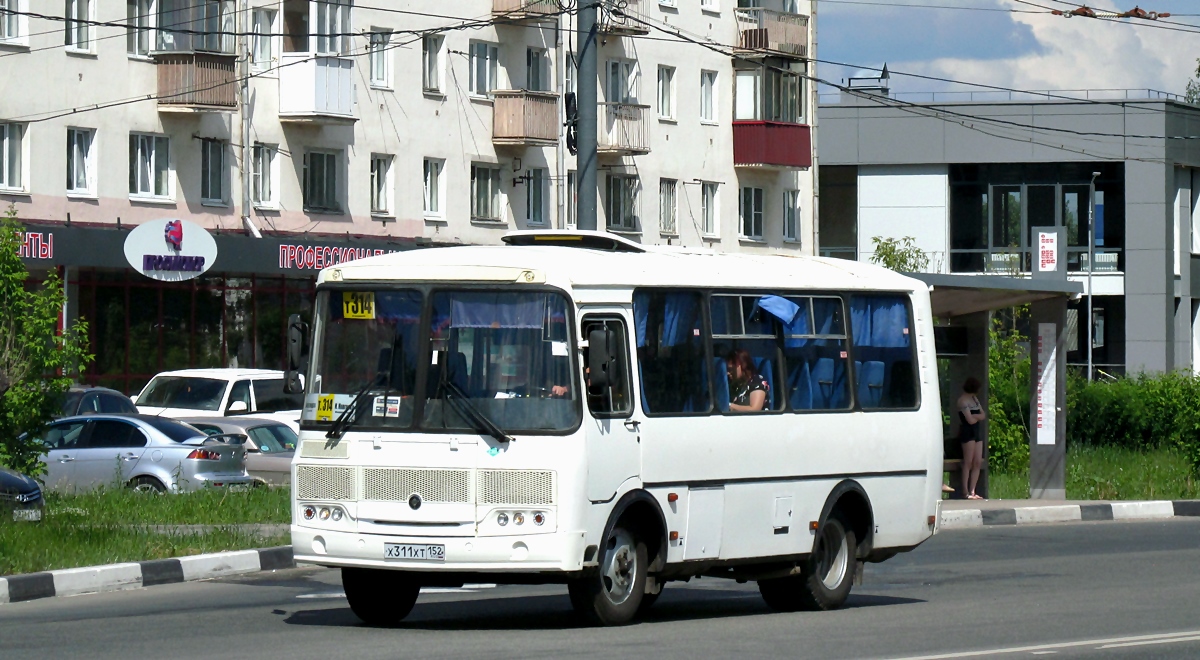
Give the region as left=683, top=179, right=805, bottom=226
left=575, top=1, right=599, bottom=231
left=239, top=1, right=261, bottom=238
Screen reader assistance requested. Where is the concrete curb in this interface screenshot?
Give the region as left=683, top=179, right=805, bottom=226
left=940, top=500, right=1200, bottom=530
left=0, top=546, right=294, bottom=605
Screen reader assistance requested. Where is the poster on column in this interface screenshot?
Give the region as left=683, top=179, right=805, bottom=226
left=1036, top=323, right=1057, bottom=445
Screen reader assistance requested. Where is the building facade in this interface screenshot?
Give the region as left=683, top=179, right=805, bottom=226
left=0, top=0, right=818, bottom=394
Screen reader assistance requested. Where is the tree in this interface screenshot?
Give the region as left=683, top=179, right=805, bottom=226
left=868, top=236, right=930, bottom=273
left=1187, top=58, right=1200, bottom=105
left=0, top=205, right=92, bottom=476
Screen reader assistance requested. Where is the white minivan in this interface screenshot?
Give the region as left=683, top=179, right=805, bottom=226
left=134, top=369, right=303, bottom=431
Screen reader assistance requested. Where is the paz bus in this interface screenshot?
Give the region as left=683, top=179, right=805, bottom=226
left=286, top=231, right=942, bottom=626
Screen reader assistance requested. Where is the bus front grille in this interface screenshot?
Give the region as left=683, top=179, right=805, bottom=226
left=296, top=465, right=356, bottom=501
left=363, top=468, right=472, bottom=503
left=477, top=469, right=556, bottom=505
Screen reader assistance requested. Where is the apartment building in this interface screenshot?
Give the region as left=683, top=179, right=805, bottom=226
left=0, top=0, right=817, bottom=393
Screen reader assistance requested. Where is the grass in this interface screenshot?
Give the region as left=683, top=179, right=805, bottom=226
left=42, top=485, right=290, bottom=525
left=986, top=445, right=1200, bottom=501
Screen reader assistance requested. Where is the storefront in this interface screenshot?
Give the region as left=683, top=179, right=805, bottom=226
left=19, top=222, right=415, bottom=395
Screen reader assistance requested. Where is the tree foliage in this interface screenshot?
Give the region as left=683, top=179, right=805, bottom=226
left=987, top=310, right=1031, bottom=473
left=868, top=236, right=930, bottom=273
left=1187, top=58, right=1200, bottom=105
left=0, top=205, right=92, bottom=476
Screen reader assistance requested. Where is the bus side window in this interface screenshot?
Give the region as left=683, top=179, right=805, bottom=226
left=581, top=317, right=632, bottom=417
left=849, top=294, right=919, bottom=409
left=783, top=296, right=851, bottom=411
left=633, top=290, right=710, bottom=415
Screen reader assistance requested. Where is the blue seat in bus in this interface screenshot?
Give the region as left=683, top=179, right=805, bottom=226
left=713, top=357, right=730, bottom=412
left=813, top=357, right=848, bottom=409
left=752, top=356, right=776, bottom=410
left=788, top=360, right=813, bottom=410
left=857, top=360, right=885, bottom=408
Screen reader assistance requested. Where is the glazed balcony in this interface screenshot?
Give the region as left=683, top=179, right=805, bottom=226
left=734, top=8, right=808, bottom=58
left=493, top=0, right=558, bottom=21
left=732, top=121, right=812, bottom=169
left=493, top=91, right=560, bottom=147
left=278, top=53, right=357, bottom=124
left=599, top=103, right=651, bottom=156
left=154, top=52, right=238, bottom=112
left=598, top=0, right=649, bottom=36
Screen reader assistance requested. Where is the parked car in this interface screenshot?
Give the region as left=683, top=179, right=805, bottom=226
left=60, top=385, right=137, bottom=418
left=133, top=369, right=303, bottom=431
left=32, top=414, right=254, bottom=493
left=0, top=466, right=43, bottom=522
left=179, top=417, right=297, bottom=487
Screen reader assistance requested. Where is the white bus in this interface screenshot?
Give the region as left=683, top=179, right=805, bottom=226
left=288, top=231, right=942, bottom=626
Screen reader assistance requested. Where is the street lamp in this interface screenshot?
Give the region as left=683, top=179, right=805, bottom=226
left=1088, top=171, right=1100, bottom=381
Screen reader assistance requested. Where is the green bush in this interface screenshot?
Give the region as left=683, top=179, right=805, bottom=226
left=986, top=311, right=1031, bottom=474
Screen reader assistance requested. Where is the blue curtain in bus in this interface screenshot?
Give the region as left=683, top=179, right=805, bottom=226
left=850, top=296, right=909, bottom=348
left=849, top=295, right=914, bottom=408
left=450, top=293, right=546, bottom=329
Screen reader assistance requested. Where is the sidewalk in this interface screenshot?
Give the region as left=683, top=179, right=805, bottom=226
left=939, top=498, right=1200, bottom=529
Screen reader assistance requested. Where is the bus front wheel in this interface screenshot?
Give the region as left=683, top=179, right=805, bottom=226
left=568, top=525, right=647, bottom=625
left=342, top=567, right=420, bottom=626
left=759, top=514, right=857, bottom=612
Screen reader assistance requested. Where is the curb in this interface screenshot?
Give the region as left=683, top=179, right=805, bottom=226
left=0, top=546, right=294, bottom=605
left=940, top=500, right=1200, bottom=530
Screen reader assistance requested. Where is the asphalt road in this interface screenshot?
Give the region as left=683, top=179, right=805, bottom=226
left=3, top=519, right=1200, bottom=660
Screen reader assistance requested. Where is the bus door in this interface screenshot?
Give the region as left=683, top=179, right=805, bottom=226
left=580, top=312, right=642, bottom=502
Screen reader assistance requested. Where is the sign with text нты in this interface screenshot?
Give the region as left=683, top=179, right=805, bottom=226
left=1036, top=322, right=1057, bottom=446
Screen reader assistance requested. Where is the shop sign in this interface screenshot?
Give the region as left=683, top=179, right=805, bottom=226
left=123, top=218, right=217, bottom=282
left=278, top=244, right=395, bottom=270
left=18, top=231, right=54, bottom=259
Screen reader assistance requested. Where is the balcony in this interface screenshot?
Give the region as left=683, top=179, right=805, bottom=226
left=154, top=52, right=237, bottom=112
left=734, top=8, right=808, bottom=58
left=493, top=0, right=558, bottom=22
left=599, top=103, right=651, bottom=156
left=278, top=53, right=356, bottom=124
left=598, top=0, right=649, bottom=36
left=493, top=91, right=560, bottom=147
left=733, top=121, right=811, bottom=169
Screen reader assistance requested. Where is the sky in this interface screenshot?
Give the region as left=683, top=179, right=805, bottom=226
left=816, top=0, right=1200, bottom=99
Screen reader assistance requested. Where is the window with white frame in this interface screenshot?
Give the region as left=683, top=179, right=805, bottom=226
left=251, top=8, right=275, bottom=70
left=370, top=154, right=393, bottom=215
left=526, top=168, right=546, bottom=225
left=369, top=29, right=391, bottom=88
left=783, top=189, right=800, bottom=242
left=0, top=122, right=24, bottom=191
left=66, top=128, right=95, bottom=195
left=735, top=66, right=802, bottom=123
left=566, top=170, right=577, bottom=228
left=1, top=0, right=27, bottom=43
left=126, top=0, right=153, bottom=56
left=701, top=0, right=718, bottom=10
left=423, top=157, right=443, bottom=216
left=251, top=143, right=276, bottom=207
left=606, top=59, right=638, bottom=103
left=657, top=65, right=675, bottom=120
left=200, top=138, right=225, bottom=204
left=303, top=150, right=340, bottom=212
left=315, top=0, right=351, bottom=55
left=565, top=53, right=577, bottom=98
left=702, top=182, right=718, bottom=236
left=783, top=0, right=799, bottom=13
left=469, top=41, right=499, bottom=97
left=607, top=174, right=638, bottom=231
left=740, top=186, right=764, bottom=239
left=65, top=0, right=93, bottom=51
left=422, top=35, right=443, bottom=92
left=659, top=179, right=677, bottom=234
left=701, top=70, right=717, bottom=122
left=471, top=163, right=502, bottom=221
left=128, top=133, right=170, bottom=199
left=527, top=47, right=548, bottom=92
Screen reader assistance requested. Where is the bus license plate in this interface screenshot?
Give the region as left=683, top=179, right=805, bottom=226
left=384, top=543, right=445, bottom=562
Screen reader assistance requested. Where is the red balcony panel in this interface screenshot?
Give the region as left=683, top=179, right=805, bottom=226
left=732, top=121, right=812, bottom=169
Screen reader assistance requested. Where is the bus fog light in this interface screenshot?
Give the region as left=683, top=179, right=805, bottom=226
left=497, top=512, right=509, bottom=526
left=331, top=508, right=344, bottom=521
left=513, top=512, right=525, bottom=526
left=319, top=507, right=331, bottom=520
left=533, top=512, right=545, bottom=526
left=303, top=506, right=316, bottom=521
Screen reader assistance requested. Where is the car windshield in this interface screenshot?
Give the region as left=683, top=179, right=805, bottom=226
left=137, top=377, right=227, bottom=411
left=140, top=417, right=208, bottom=443
left=249, top=425, right=296, bottom=452
left=252, top=379, right=304, bottom=412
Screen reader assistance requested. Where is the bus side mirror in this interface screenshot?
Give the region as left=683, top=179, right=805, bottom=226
left=285, top=314, right=309, bottom=394
left=587, top=328, right=614, bottom=392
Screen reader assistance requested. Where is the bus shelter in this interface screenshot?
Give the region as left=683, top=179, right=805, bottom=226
left=910, top=273, right=1083, bottom=500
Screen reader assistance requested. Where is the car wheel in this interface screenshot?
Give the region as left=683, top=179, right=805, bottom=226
left=759, top=514, right=857, bottom=612
left=568, top=525, right=647, bottom=626
left=342, top=567, right=420, bottom=626
left=129, top=476, right=166, bottom=494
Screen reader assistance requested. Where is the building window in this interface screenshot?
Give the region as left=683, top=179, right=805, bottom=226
left=423, top=158, right=443, bottom=217
left=701, top=0, right=717, bottom=8
left=659, top=179, right=677, bottom=234
left=315, top=0, right=351, bottom=55
left=657, top=66, right=675, bottom=120
left=702, top=181, right=718, bottom=236
left=251, top=8, right=275, bottom=70
left=783, top=190, right=800, bottom=242
left=422, top=35, right=442, bottom=92
left=471, top=163, right=502, bottom=221
left=370, top=154, right=393, bottom=215
left=251, top=143, right=276, bottom=208
left=701, top=70, right=717, bottom=122
left=740, top=186, right=764, bottom=239
left=1, top=0, right=26, bottom=43
left=469, top=41, right=499, bottom=97
left=200, top=138, right=225, bottom=204
left=735, top=67, right=801, bottom=123
left=369, top=29, right=391, bottom=88
left=0, top=122, right=24, bottom=191
left=303, top=150, right=340, bottom=213
left=606, top=59, right=638, bottom=103
left=126, top=0, right=153, bottom=56
left=66, top=128, right=95, bottom=195
left=156, top=0, right=234, bottom=54
left=65, top=0, right=92, bottom=51
left=565, top=53, right=577, bottom=98
left=566, top=170, right=577, bottom=228
left=525, top=168, right=546, bottom=225
left=607, top=174, right=639, bottom=232
left=128, top=133, right=170, bottom=199
left=527, top=47, right=548, bottom=92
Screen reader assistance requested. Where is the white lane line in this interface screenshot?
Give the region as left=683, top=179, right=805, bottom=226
left=1030, top=652, right=1057, bottom=656
left=887, top=630, right=1200, bottom=659
left=297, top=592, right=346, bottom=599
left=295, top=584, right=497, bottom=599
left=1099, top=635, right=1200, bottom=650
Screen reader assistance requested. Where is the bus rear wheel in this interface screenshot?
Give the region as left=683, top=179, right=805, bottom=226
left=759, top=515, right=856, bottom=612
left=342, top=567, right=420, bottom=626
left=568, top=525, right=647, bottom=625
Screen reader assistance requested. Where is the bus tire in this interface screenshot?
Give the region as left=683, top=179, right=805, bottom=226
left=758, top=515, right=856, bottom=612
left=568, top=525, right=647, bottom=625
left=342, top=567, right=420, bottom=626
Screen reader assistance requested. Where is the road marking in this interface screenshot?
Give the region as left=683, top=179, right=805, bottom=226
left=887, top=630, right=1200, bottom=659
left=296, top=584, right=497, bottom=599
left=296, top=592, right=345, bottom=599
left=1030, top=652, right=1056, bottom=656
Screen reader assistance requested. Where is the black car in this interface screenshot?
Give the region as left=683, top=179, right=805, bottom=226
left=60, top=386, right=137, bottom=418
left=0, top=466, right=43, bottom=522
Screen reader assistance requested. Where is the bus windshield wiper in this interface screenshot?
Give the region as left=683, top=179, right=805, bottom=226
left=441, top=380, right=515, bottom=444
left=326, top=374, right=384, bottom=440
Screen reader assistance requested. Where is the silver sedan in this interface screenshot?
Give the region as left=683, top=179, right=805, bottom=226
left=36, top=414, right=254, bottom=493
left=177, top=417, right=296, bottom=487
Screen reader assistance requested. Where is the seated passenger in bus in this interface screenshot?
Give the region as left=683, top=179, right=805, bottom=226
left=726, top=349, right=769, bottom=412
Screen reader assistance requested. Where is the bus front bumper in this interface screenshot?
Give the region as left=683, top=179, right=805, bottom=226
left=292, top=525, right=588, bottom=573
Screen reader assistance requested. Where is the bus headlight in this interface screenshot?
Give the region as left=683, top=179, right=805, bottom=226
left=513, top=512, right=525, bottom=526
left=533, top=512, right=546, bottom=526
left=497, top=512, right=509, bottom=526
left=303, top=505, right=316, bottom=520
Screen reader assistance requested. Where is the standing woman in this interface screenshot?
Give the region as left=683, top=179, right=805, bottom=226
left=957, top=377, right=987, bottom=500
